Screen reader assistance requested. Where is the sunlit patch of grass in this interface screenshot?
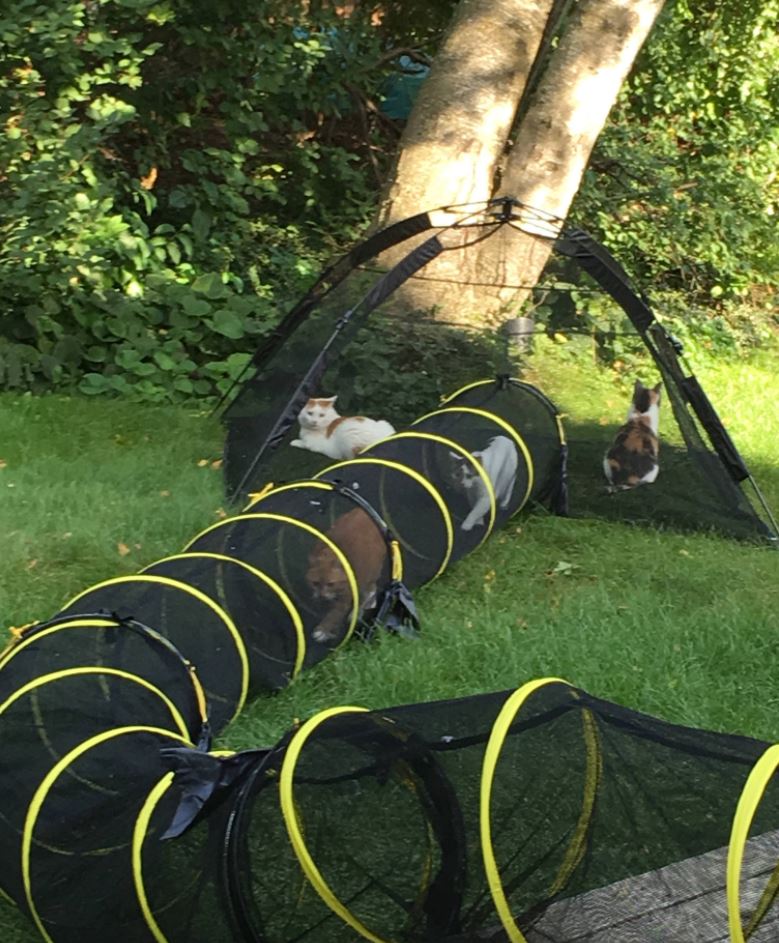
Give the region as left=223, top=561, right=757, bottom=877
left=0, top=394, right=225, bottom=624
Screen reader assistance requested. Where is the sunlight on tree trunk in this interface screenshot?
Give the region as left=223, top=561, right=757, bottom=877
left=379, top=0, right=555, bottom=224
left=466, top=0, right=667, bottom=322
left=380, top=0, right=665, bottom=325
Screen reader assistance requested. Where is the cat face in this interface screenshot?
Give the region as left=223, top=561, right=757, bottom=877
left=306, top=547, right=349, bottom=602
left=448, top=451, right=483, bottom=490
left=298, top=396, right=338, bottom=431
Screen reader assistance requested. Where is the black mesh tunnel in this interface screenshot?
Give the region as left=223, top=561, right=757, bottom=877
left=142, top=680, right=779, bottom=943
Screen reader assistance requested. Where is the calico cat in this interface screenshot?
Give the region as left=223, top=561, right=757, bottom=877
left=450, top=435, right=519, bottom=531
left=603, top=380, right=662, bottom=491
left=291, top=396, right=395, bottom=460
left=305, top=507, right=387, bottom=642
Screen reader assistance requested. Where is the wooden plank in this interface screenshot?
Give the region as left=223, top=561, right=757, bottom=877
left=448, top=831, right=779, bottom=942
left=524, top=830, right=779, bottom=942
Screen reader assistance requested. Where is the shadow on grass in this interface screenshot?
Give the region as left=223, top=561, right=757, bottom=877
left=559, top=418, right=777, bottom=545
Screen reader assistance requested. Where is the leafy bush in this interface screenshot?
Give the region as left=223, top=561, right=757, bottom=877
left=574, top=0, right=779, bottom=307
left=0, top=0, right=387, bottom=399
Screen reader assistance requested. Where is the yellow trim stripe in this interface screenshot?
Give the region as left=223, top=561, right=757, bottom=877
left=441, top=378, right=567, bottom=448
left=481, top=678, right=570, bottom=943
left=23, top=725, right=192, bottom=943
left=727, top=743, right=779, bottom=943
left=315, top=458, right=454, bottom=581
left=412, top=407, right=535, bottom=511
left=547, top=708, right=601, bottom=896
left=279, top=706, right=392, bottom=943
left=65, top=575, right=250, bottom=723
left=0, top=619, right=116, bottom=672
left=0, top=668, right=189, bottom=740
left=440, top=378, right=495, bottom=404
left=147, top=553, right=307, bottom=680
left=374, top=430, right=497, bottom=545
left=133, top=772, right=176, bottom=943
left=390, top=540, right=403, bottom=582
left=185, top=514, right=360, bottom=648
left=0, top=619, right=208, bottom=728
left=244, top=480, right=333, bottom=511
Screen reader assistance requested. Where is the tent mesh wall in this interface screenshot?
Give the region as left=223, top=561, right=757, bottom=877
left=220, top=198, right=776, bottom=545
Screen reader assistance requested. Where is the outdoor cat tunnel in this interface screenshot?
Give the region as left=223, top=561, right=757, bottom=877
left=3, top=674, right=779, bottom=942
left=0, top=377, right=569, bottom=941
left=0, top=376, right=564, bottom=739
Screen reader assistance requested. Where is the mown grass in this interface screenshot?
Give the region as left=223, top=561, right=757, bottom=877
left=0, top=343, right=777, bottom=942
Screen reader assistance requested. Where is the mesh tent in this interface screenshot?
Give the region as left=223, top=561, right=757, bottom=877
left=219, top=197, right=777, bottom=545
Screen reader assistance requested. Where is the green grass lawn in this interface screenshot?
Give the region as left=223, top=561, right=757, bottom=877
left=0, top=344, right=777, bottom=942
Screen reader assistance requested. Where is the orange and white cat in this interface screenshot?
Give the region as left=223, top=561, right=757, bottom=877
left=603, top=380, right=662, bottom=491
left=291, top=396, right=395, bottom=460
left=305, top=507, right=387, bottom=642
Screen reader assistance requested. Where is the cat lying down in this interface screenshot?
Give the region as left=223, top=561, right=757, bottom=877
left=292, top=396, right=395, bottom=461
left=604, top=379, right=662, bottom=491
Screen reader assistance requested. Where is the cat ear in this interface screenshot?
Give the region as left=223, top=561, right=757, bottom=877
left=327, top=395, right=338, bottom=405
left=633, top=379, right=644, bottom=393
left=653, top=382, right=662, bottom=394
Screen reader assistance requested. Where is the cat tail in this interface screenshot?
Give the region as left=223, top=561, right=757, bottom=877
left=359, top=580, right=420, bottom=642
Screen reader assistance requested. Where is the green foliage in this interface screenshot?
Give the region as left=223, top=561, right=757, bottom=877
left=334, top=313, right=510, bottom=423
left=574, top=0, right=779, bottom=306
left=0, top=0, right=389, bottom=399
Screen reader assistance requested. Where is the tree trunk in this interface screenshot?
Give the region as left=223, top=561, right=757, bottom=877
left=378, top=0, right=665, bottom=325
left=379, top=0, right=555, bottom=220
left=462, top=0, right=666, bottom=323
left=376, top=0, right=555, bottom=283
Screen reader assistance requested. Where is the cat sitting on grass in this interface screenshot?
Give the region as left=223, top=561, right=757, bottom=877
left=603, top=379, right=662, bottom=492
left=291, top=396, right=395, bottom=461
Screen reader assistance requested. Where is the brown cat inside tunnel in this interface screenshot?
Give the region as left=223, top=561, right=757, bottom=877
left=0, top=374, right=567, bottom=943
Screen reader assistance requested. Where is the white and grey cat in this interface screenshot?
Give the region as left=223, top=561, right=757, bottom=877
left=603, top=379, right=662, bottom=491
left=450, top=435, right=519, bottom=531
left=291, top=396, right=395, bottom=461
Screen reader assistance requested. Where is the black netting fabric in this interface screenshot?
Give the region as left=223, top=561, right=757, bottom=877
left=316, top=378, right=565, bottom=585
left=56, top=577, right=247, bottom=731
left=219, top=199, right=775, bottom=544
left=141, top=554, right=306, bottom=692
left=150, top=680, right=779, bottom=943
left=23, top=727, right=194, bottom=943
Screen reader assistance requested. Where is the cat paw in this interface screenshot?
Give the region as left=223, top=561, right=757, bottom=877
left=312, top=626, right=336, bottom=643
left=461, top=517, right=484, bottom=531
left=290, top=439, right=305, bottom=449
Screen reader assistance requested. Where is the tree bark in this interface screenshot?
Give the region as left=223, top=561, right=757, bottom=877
left=463, top=0, right=666, bottom=322
left=378, top=0, right=665, bottom=325
left=378, top=0, right=555, bottom=224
